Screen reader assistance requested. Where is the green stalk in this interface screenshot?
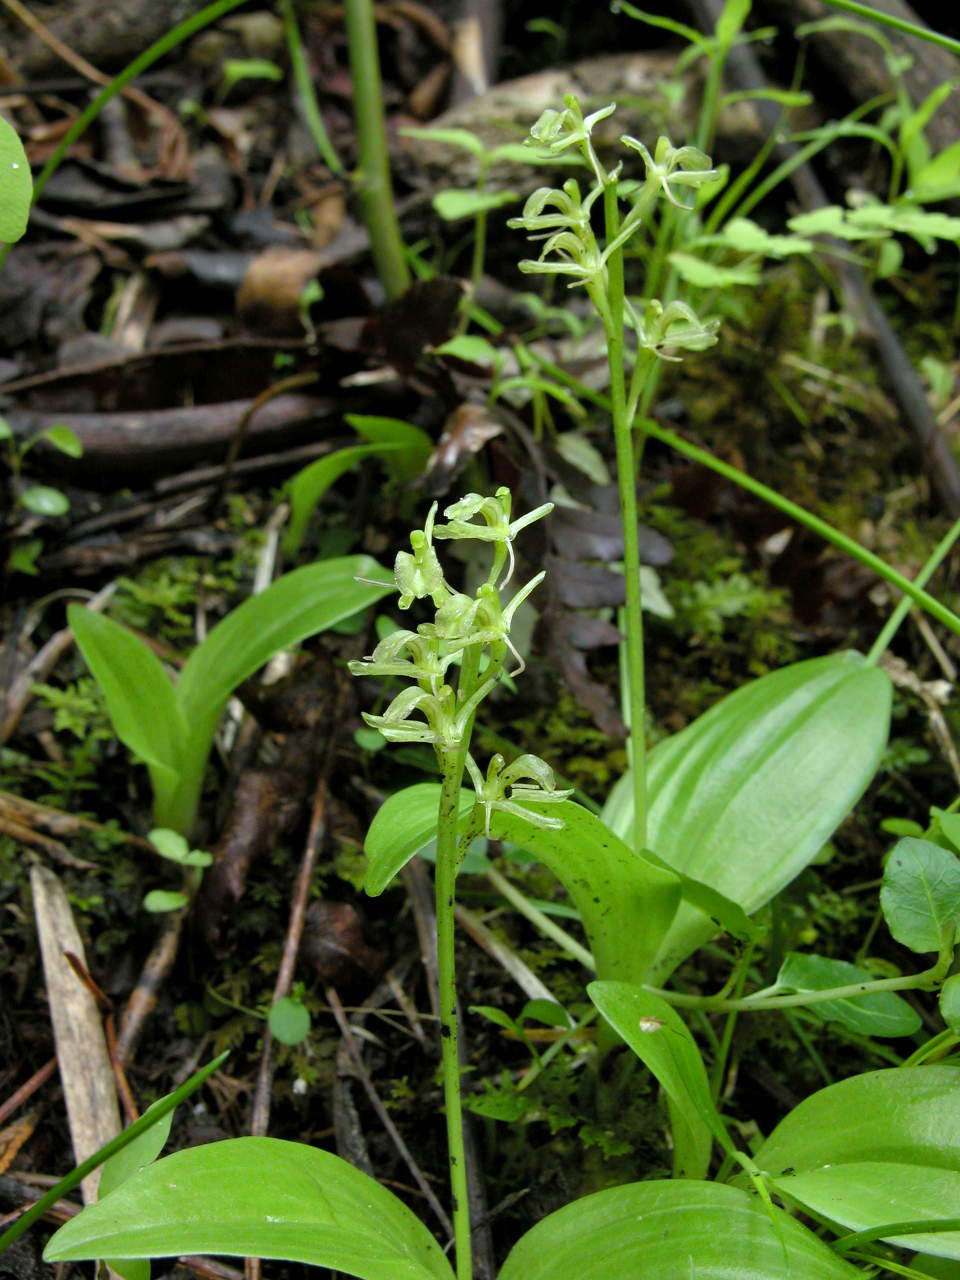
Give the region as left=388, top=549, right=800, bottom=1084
left=343, top=0, right=411, bottom=300
left=435, top=749, right=472, bottom=1280
left=865, top=516, right=960, bottom=664
left=279, top=0, right=344, bottom=176
left=599, top=181, right=647, bottom=852
left=819, top=0, right=960, bottom=56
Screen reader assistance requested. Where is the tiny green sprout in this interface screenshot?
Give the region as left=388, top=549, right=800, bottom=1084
left=148, top=827, right=213, bottom=869
left=463, top=751, right=572, bottom=838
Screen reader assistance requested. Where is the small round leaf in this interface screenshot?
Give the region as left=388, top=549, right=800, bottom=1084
left=268, top=996, right=311, bottom=1045
left=41, top=424, right=83, bottom=457
left=0, top=115, right=33, bottom=244
left=21, top=485, right=69, bottom=515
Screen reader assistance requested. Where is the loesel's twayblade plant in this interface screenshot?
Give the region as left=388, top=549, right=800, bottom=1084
left=19, top=85, right=960, bottom=1280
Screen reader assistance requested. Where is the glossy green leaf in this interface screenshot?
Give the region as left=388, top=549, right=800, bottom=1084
left=880, top=837, right=960, bottom=953
left=0, top=114, right=32, bottom=244
left=498, top=1180, right=861, bottom=1279
left=588, top=981, right=731, bottom=1177
left=604, top=652, right=891, bottom=982
left=489, top=801, right=681, bottom=988
left=755, top=1065, right=960, bottom=1259
left=772, top=952, right=920, bottom=1036
left=21, top=485, right=69, bottom=515
left=783, top=1163, right=960, bottom=1259
left=364, top=783, right=476, bottom=895
left=68, top=604, right=187, bottom=823
left=44, top=1137, right=454, bottom=1280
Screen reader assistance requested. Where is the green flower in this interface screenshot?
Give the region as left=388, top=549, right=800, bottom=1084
left=630, top=298, right=720, bottom=361
left=434, top=487, right=553, bottom=585
left=420, top=575, right=547, bottom=676
left=464, top=752, right=573, bottom=838
left=347, top=629, right=455, bottom=693
left=394, top=502, right=448, bottom=609
left=621, top=135, right=718, bottom=210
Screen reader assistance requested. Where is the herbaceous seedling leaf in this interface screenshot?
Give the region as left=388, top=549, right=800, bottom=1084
left=268, top=996, right=310, bottom=1045
left=668, top=250, right=761, bottom=287
left=588, top=981, right=732, bottom=1176
left=497, top=1180, right=862, bottom=1279
left=68, top=604, right=187, bottom=819
left=364, top=783, right=477, bottom=895
left=40, top=424, right=83, bottom=457
left=0, top=114, right=32, bottom=243
left=772, top=952, right=921, bottom=1037
left=488, top=801, right=681, bottom=989
left=754, top=1065, right=960, bottom=1259
left=718, top=216, right=813, bottom=257
left=910, top=141, right=960, bottom=203
left=433, top=189, right=519, bottom=221
left=20, top=485, right=69, bottom=515
left=604, top=652, right=891, bottom=983
left=399, top=126, right=487, bottom=157
left=44, top=1137, right=455, bottom=1280
left=880, top=837, right=960, bottom=953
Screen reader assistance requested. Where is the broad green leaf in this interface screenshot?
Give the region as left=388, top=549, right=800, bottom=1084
left=588, top=981, right=732, bottom=1176
left=268, top=996, right=310, bottom=1045
left=0, top=114, right=32, bottom=243
left=364, top=783, right=476, bottom=895
left=176, top=556, right=392, bottom=744
left=881, top=838, right=960, bottom=953
left=41, top=424, right=83, bottom=457
left=489, top=801, right=681, bottom=989
left=604, top=652, right=891, bottom=983
left=772, top=952, right=921, bottom=1036
left=99, top=1099, right=174, bottom=1199
left=283, top=445, right=406, bottom=555
left=755, top=1065, right=960, bottom=1257
left=21, top=485, right=69, bottom=515
left=668, top=251, right=761, bottom=288
left=498, top=1180, right=861, bottom=1279
left=432, top=189, right=519, bottom=221
left=44, top=1137, right=454, bottom=1280
left=68, top=604, right=187, bottom=821
left=781, top=1163, right=960, bottom=1259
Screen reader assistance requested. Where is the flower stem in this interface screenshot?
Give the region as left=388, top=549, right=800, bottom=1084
left=600, top=180, right=647, bottom=852
left=435, top=749, right=472, bottom=1280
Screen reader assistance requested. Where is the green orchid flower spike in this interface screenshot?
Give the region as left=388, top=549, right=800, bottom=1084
left=393, top=501, right=448, bottom=609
